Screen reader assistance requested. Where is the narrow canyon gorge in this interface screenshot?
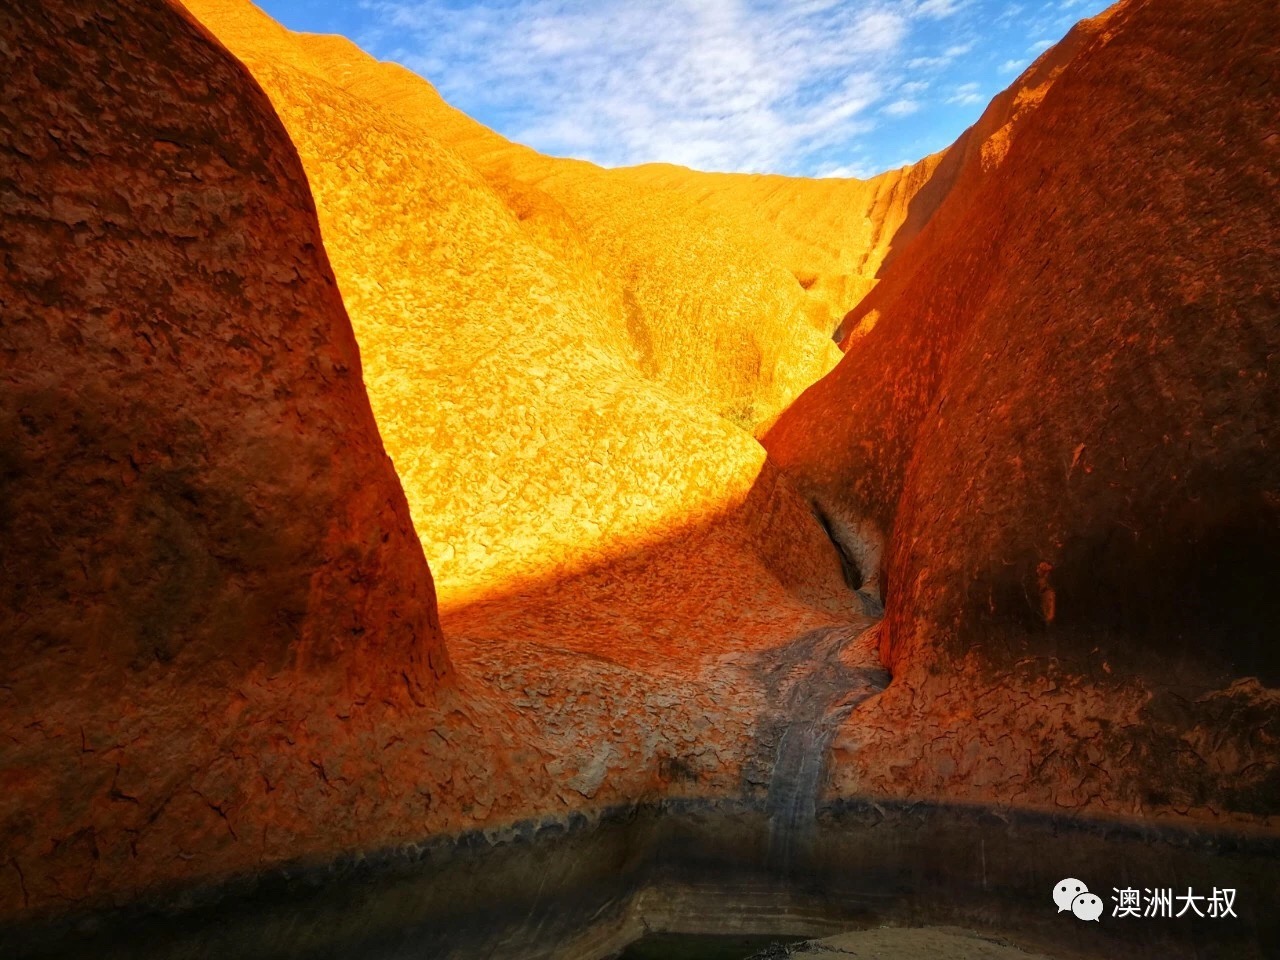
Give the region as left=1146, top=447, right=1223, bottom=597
left=1, top=0, right=1277, bottom=957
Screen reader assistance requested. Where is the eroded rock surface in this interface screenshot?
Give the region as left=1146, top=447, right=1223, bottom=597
left=176, top=0, right=933, bottom=611
left=3, top=0, right=1277, bottom=944
left=0, top=0, right=446, bottom=693
left=0, top=3, right=872, bottom=925
left=0, top=0, right=470, bottom=917
left=765, top=0, right=1280, bottom=821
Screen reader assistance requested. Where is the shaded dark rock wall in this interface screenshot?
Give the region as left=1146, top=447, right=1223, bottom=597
left=766, top=0, right=1280, bottom=680
left=0, top=0, right=450, bottom=917
left=0, top=0, right=447, bottom=692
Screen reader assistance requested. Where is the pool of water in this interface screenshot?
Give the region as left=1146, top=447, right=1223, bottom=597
left=614, top=933, right=804, bottom=960
left=8, top=800, right=1277, bottom=960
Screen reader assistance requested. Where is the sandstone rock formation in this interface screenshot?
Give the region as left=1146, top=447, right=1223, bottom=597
left=182, top=0, right=956, bottom=426
left=176, top=0, right=1001, bottom=623
left=0, top=0, right=471, bottom=916
left=766, top=0, right=1280, bottom=817
left=1, top=0, right=447, bottom=695
left=3, top=0, right=1277, bottom=948
left=180, top=0, right=873, bottom=612
left=0, top=0, right=865, bottom=922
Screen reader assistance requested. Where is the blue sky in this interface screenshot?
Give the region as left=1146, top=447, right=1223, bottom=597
left=255, top=0, right=1111, bottom=177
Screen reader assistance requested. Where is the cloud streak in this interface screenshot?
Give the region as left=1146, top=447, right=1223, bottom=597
left=355, top=0, right=1106, bottom=176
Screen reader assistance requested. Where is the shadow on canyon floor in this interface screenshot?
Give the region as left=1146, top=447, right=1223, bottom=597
left=4, top=461, right=1279, bottom=959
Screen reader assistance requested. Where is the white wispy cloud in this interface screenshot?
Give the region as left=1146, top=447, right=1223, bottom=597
left=903, top=37, right=976, bottom=72
left=910, top=0, right=970, bottom=17
left=363, top=0, right=921, bottom=174
left=905, top=54, right=947, bottom=69
left=995, top=3, right=1025, bottom=26
left=353, top=0, right=1102, bottom=176
left=945, top=81, right=984, bottom=105
left=882, top=98, right=922, bottom=116
left=814, top=159, right=880, bottom=178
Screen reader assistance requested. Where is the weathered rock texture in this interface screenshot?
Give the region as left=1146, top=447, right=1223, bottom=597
left=179, top=0, right=939, bottom=609
left=0, top=0, right=468, bottom=917
left=766, top=0, right=1280, bottom=819
left=203, top=3, right=945, bottom=431
left=1, top=0, right=869, bottom=922
left=0, top=0, right=447, bottom=694
left=4, top=0, right=1277, bottom=939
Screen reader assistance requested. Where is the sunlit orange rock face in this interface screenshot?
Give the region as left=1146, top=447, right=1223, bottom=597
left=180, top=0, right=946, bottom=612
left=767, top=0, right=1280, bottom=817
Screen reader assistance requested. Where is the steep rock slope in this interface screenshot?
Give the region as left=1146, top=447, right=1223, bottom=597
left=10, top=0, right=1274, bottom=935
left=173, top=0, right=869, bottom=857
left=765, top=0, right=1280, bottom=818
left=767, top=4, right=1133, bottom=566
left=616, top=157, right=947, bottom=335
left=184, top=0, right=956, bottom=434
left=292, top=34, right=948, bottom=350
left=0, top=0, right=447, bottom=697
left=0, top=0, right=533, bottom=918
left=182, top=0, right=857, bottom=611
left=0, top=0, right=865, bottom=923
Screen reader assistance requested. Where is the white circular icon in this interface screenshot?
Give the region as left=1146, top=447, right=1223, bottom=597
left=1072, top=892, right=1104, bottom=921
left=1054, top=878, right=1089, bottom=913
